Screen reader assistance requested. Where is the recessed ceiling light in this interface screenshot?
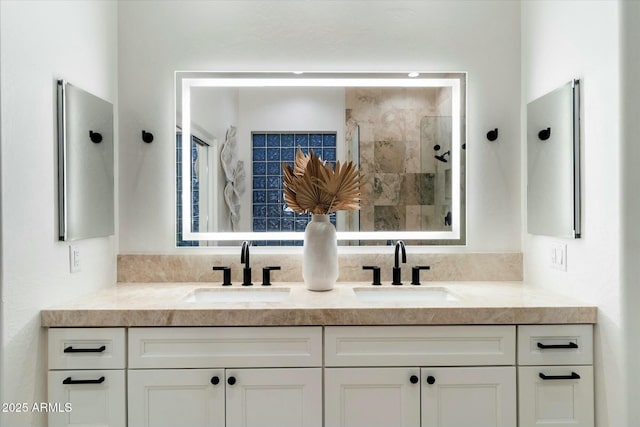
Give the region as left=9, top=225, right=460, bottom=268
left=293, top=71, right=304, bottom=75
left=408, top=72, right=420, bottom=78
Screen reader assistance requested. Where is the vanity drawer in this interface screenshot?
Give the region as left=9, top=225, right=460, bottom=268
left=129, top=326, right=322, bottom=368
left=325, top=326, right=516, bottom=367
left=518, top=365, right=594, bottom=427
left=518, top=325, right=593, bottom=366
left=48, top=328, right=125, bottom=370
left=48, top=369, right=126, bottom=427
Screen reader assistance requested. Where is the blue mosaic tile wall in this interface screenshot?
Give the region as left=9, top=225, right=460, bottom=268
left=176, top=134, right=200, bottom=247
left=252, top=132, right=337, bottom=246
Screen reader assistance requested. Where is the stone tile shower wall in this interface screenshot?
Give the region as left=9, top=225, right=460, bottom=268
left=346, top=87, right=453, bottom=233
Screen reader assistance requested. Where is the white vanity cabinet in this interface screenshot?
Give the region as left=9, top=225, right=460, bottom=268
left=47, top=323, right=595, bottom=427
left=47, top=328, right=126, bottom=427
left=128, top=368, right=225, bottom=427
left=517, top=325, right=594, bottom=427
left=324, top=326, right=517, bottom=427
left=325, top=367, right=421, bottom=427
left=127, top=327, right=323, bottom=427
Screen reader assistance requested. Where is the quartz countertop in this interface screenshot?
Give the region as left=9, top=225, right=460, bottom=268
left=41, top=282, right=596, bottom=327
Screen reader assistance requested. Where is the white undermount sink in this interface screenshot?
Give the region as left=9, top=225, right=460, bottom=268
left=183, top=287, right=291, bottom=303
left=353, top=286, right=458, bottom=302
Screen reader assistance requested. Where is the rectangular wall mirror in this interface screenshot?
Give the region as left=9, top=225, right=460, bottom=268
left=176, top=72, right=466, bottom=246
left=527, top=79, right=581, bottom=239
left=57, top=80, right=115, bottom=241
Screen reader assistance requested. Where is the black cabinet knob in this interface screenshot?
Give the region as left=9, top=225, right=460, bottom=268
left=227, top=376, right=236, bottom=386
left=211, top=376, right=220, bottom=385
left=410, top=375, right=419, bottom=384
left=426, top=376, right=436, bottom=385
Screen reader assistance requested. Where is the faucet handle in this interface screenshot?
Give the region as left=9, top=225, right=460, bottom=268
left=212, top=266, right=232, bottom=286
left=362, top=266, right=381, bottom=286
left=261, top=266, right=281, bottom=286
left=411, top=266, right=431, bottom=286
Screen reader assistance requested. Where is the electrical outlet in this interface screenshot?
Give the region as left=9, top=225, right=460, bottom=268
left=69, top=245, right=81, bottom=273
left=550, top=242, right=567, bottom=271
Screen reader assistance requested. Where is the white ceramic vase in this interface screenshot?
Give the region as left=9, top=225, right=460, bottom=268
left=303, top=214, right=338, bottom=291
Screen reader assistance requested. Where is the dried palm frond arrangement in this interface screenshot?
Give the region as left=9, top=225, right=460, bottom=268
left=282, top=148, right=366, bottom=215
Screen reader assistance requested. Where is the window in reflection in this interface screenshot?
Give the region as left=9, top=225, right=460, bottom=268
left=176, top=133, right=206, bottom=247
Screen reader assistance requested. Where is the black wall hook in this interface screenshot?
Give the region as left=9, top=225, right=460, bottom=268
left=142, top=130, right=154, bottom=143
left=89, top=130, right=102, bottom=143
left=486, top=128, right=499, bottom=142
left=538, top=127, right=551, bottom=141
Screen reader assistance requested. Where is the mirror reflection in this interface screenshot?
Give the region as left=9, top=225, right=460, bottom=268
left=176, top=73, right=466, bottom=246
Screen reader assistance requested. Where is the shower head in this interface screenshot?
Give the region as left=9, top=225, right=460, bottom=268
left=434, top=150, right=450, bottom=163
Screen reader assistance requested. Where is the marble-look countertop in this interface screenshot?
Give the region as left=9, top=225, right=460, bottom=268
left=41, top=282, right=596, bottom=327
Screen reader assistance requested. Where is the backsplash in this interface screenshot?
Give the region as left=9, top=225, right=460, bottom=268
left=117, top=253, right=522, bottom=283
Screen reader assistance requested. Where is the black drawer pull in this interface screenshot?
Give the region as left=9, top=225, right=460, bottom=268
left=537, top=342, right=578, bottom=350
left=539, top=372, right=581, bottom=381
left=410, top=375, right=419, bottom=384
left=227, top=376, right=236, bottom=386
left=63, top=376, right=105, bottom=385
left=64, top=345, right=106, bottom=353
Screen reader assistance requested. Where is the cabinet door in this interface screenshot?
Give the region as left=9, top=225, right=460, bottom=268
left=421, top=367, right=516, bottom=427
left=48, top=370, right=125, bottom=427
left=128, top=369, right=225, bottom=427
left=325, top=367, right=421, bottom=427
left=225, top=368, right=322, bottom=427
left=519, top=366, right=594, bottom=427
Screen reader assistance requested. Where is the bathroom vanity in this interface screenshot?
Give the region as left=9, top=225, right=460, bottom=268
left=42, top=282, right=596, bottom=427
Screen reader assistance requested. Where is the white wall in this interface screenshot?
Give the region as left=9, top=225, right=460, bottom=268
left=0, top=1, right=118, bottom=426
left=521, top=1, right=624, bottom=425
left=188, top=87, right=239, bottom=143
left=118, top=0, right=522, bottom=254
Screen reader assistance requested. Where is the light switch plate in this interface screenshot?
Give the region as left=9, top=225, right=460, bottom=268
left=69, top=245, right=81, bottom=273
left=550, top=242, right=567, bottom=271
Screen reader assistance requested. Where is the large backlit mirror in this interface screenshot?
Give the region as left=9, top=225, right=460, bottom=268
left=176, top=72, right=466, bottom=246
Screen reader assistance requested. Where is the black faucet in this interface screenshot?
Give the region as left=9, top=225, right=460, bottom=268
left=392, top=240, right=406, bottom=285
left=241, top=241, right=253, bottom=286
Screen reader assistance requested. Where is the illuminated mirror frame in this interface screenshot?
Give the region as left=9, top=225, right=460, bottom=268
left=178, top=72, right=464, bottom=243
